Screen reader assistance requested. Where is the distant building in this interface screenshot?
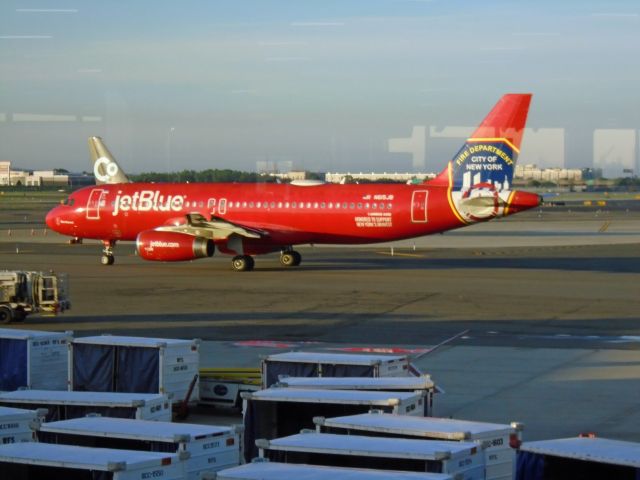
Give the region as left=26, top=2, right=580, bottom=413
left=325, top=172, right=436, bottom=183
left=514, top=164, right=582, bottom=184
left=268, top=171, right=308, bottom=182
left=0, top=161, right=70, bottom=187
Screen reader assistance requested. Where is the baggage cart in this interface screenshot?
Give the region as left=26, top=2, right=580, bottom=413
left=69, top=335, right=200, bottom=403
left=242, top=387, right=426, bottom=463
left=37, top=416, right=242, bottom=479
left=0, top=328, right=71, bottom=391
left=262, top=352, right=411, bottom=388
left=257, top=432, right=484, bottom=479
left=216, top=459, right=455, bottom=479
left=0, top=406, right=45, bottom=444
left=0, top=442, right=183, bottom=480
left=516, top=436, right=640, bottom=480
left=315, top=412, right=523, bottom=480
left=0, top=389, right=171, bottom=421
left=277, top=375, right=437, bottom=416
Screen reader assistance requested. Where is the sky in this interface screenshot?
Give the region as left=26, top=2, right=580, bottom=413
left=1, top=1, right=639, bottom=176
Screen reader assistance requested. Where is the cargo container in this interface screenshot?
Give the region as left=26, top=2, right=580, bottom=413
left=0, top=389, right=171, bottom=421
left=277, top=375, right=437, bottom=416
left=315, top=412, right=523, bottom=480
left=216, top=459, right=455, bottom=479
left=242, top=388, right=426, bottom=462
left=69, top=335, right=199, bottom=404
left=0, top=406, right=45, bottom=444
left=257, top=432, right=484, bottom=479
left=37, top=416, right=241, bottom=479
left=516, top=436, right=640, bottom=480
left=261, top=352, right=411, bottom=388
left=0, top=328, right=71, bottom=391
left=0, top=442, right=183, bottom=480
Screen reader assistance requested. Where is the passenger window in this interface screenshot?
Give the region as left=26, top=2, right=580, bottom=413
left=313, top=202, right=319, bottom=209
left=350, top=203, right=355, bottom=209
left=387, top=203, right=392, bottom=209
left=278, top=202, right=283, bottom=208
left=292, top=202, right=297, bottom=208
left=372, top=203, right=377, bottom=209
left=343, top=202, right=348, bottom=209
left=285, top=202, right=290, bottom=208
left=242, top=201, right=247, bottom=208
left=321, top=202, right=326, bottom=208
left=249, top=202, right=254, bottom=208
left=357, top=203, right=362, bottom=209
left=270, top=202, right=275, bottom=208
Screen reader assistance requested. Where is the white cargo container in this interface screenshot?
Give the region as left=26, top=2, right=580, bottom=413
left=0, top=442, right=183, bottom=480
left=69, top=335, right=200, bottom=403
left=277, top=375, right=437, bottom=416
left=257, top=432, right=484, bottom=480
left=315, top=412, right=523, bottom=480
left=0, top=328, right=71, bottom=391
left=37, top=416, right=242, bottom=479
left=242, top=388, right=426, bottom=463
left=0, top=406, right=45, bottom=444
left=216, top=460, right=455, bottom=479
left=517, top=436, right=640, bottom=480
left=262, top=352, right=411, bottom=388
left=0, top=389, right=171, bottom=421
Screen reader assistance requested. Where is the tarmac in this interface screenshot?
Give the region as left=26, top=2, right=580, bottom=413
left=0, top=207, right=639, bottom=442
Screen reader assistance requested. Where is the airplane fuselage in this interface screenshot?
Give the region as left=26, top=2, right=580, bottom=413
left=48, top=182, right=475, bottom=252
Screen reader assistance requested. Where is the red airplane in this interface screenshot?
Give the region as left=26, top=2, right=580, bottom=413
left=46, top=94, right=540, bottom=271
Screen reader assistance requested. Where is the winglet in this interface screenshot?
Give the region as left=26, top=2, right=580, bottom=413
left=89, top=136, right=130, bottom=185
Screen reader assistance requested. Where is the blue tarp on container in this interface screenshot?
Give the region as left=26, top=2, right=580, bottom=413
left=72, top=344, right=159, bottom=394
left=0, top=339, right=27, bottom=391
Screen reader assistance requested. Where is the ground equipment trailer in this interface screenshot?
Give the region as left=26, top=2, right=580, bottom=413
left=0, top=270, right=69, bottom=323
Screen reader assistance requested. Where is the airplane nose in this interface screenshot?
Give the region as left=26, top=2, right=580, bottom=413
left=45, top=207, right=59, bottom=230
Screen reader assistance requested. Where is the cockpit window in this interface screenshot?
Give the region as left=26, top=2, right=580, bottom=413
left=62, top=197, right=75, bottom=206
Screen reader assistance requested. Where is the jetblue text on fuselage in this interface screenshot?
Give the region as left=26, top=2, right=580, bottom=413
left=112, top=190, right=186, bottom=215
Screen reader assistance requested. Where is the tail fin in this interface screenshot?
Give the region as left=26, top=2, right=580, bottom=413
left=89, top=136, right=130, bottom=185
left=430, top=94, right=532, bottom=192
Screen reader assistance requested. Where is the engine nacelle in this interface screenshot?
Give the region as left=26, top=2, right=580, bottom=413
left=136, top=230, right=214, bottom=262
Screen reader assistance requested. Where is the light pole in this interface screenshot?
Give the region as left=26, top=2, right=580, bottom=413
left=166, top=127, right=175, bottom=179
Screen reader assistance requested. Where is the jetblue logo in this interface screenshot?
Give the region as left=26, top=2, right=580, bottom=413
left=113, top=190, right=186, bottom=216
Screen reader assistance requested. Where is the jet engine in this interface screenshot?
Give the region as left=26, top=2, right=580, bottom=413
left=136, top=230, right=214, bottom=261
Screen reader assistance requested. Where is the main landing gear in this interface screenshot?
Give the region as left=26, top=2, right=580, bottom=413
left=101, top=240, right=116, bottom=266
left=231, top=255, right=255, bottom=272
left=279, top=249, right=302, bottom=267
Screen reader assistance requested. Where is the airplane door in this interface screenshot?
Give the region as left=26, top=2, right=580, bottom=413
left=208, top=198, right=217, bottom=215
left=411, top=190, right=428, bottom=223
left=86, top=189, right=107, bottom=220
left=218, top=198, right=227, bottom=215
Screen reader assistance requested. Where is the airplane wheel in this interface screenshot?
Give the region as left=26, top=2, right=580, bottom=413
left=232, top=255, right=254, bottom=272
left=101, top=254, right=115, bottom=266
left=280, top=253, right=296, bottom=267
left=0, top=306, right=13, bottom=324
left=292, top=251, right=302, bottom=266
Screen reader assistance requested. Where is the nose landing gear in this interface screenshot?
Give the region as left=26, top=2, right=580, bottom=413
left=101, top=240, right=116, bottom=265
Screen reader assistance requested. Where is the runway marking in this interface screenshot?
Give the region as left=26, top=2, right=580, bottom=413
left=376, top=251, right=425, bottom=258
left=598, top=221, right=611, bottom=233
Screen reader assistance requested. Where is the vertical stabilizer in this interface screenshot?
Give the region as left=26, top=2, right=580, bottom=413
left=428, top=94, right=533, bottom=223
left=89, top=136, right=130, bottom=185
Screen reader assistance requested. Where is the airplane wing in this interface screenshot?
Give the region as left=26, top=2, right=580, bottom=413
left=156, top=213, right=266, bottom=240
